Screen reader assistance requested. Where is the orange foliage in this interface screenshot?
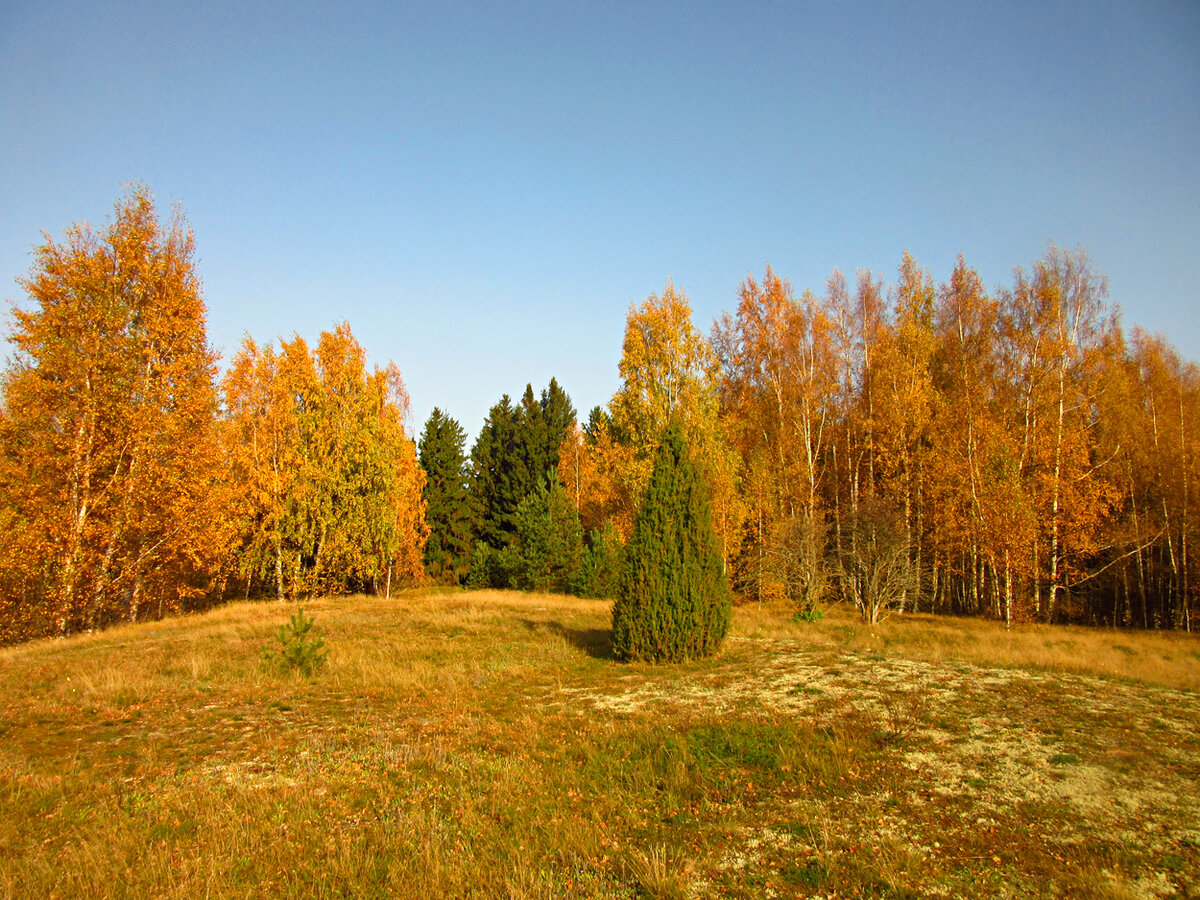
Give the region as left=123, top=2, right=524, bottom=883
left=607, top=284, right=744, bottom=561
left=221, top=323, right=427, bottom=599
left=0, top=186, right=227, bottom=638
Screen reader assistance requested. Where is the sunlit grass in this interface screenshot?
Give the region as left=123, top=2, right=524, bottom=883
left=745, top=601, right=1200, bottom=692
left=0, top=590, right=1196, bottom=898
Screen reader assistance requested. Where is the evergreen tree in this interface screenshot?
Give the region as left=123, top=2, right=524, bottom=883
left=573, top=521, right=625, bottom=599
left=613, top=422, right=731, bottom=662
left=583, top=405, right=611, bottom=443
left=540, top=377, right=577, bottom=466
left=514, top=378, right=578, bottom=500
left=509, top=479, right=583, bottom=593
left=470, top=396, right=520, bottom=548
left=464, top=540, right=515, bottom=590
left=418, top=408, right=474, bottom=583
left=470, top=380, right=576, bottom=550
left=514, top=385, right=547, bottom=507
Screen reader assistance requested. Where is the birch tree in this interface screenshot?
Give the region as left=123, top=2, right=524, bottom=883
left=0, top=187, right=225, bottom=637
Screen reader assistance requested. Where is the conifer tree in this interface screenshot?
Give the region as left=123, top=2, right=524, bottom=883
left=509, top=479, right=583, bottom=593
left=539, top=377, right=577, bottom=469
left=573, top=521, right=625, bottom=599
left=514, top=384, right=547, bottom=506
left=470, top=396, right=520, bottom=549
left=613, top=422, right=731, bottom=662
left=418, top=408, right=474, bottom=583
left=470, top=380, right=577, bottom=550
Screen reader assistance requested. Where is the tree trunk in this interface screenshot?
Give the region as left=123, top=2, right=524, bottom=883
left=274, top=534, right=285, bottom=602
left=1004, top=549, right=1013, bottom=630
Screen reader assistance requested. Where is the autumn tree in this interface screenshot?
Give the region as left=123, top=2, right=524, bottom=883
left=712, top=267, right=837, bottom=600
left=850, top=269, right=889, bottom=501
left=221, top=323, right=426, bottom=599
left=558, top=417, right=641, bottom=542
left=759, top=510, right=831, bottom=616
left=1000, top=247, right=1118, bottom=620
left=220, top=337, right=300, bottom=601
left=873, top=252, right=937, bottom=608
left=822, top=269, right=857, bottom=564
left=926, top=256, right=1023, bottom=619
left=317, top=325, right=427, bottom=596
left=558, top=408, right=630, bottom=597
left=838, top=498, right=915, bottom=625
left=610, top=283, right=715, bottom=458
left=600, top=283, right=743, bottom=560
left=0, top=186, right=226, bottom=638
left=1095, top=330, right=1198, bottom=628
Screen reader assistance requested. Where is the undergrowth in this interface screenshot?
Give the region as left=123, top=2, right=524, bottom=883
left=260, top=607, right=328, bottom=677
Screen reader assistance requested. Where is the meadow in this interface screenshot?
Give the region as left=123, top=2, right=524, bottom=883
left=1, top=591, right=1197, bottom=898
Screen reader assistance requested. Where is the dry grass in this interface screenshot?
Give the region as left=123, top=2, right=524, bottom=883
left=734, top=599, right=1200, bottom=692
left=0, top=590, right=1197, bottom=898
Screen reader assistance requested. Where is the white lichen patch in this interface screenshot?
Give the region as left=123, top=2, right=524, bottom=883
left=556, top=634, right=1200, bottom=893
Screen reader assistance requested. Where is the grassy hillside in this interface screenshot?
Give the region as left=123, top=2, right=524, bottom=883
left=1, top=592, right=1198, bottom=898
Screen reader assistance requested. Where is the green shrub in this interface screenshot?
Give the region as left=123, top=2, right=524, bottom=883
left=261, top=607, right=328, bottom=677
left=508, top=478, right=583, bottom=593
left=465, top=542, right=514, bottom=589
left=612, top=422, right=731, bottom=662
left=572, top=521, right=625, bottom=599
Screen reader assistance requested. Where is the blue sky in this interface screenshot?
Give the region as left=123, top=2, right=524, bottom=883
left=3, top=1, right=1198, bottom=440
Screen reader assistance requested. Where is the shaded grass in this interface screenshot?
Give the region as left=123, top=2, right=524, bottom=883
left=0, top=590, right=1196, bottom=898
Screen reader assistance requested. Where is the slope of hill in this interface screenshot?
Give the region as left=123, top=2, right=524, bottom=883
left=1, top=591, right=1197, bottom=898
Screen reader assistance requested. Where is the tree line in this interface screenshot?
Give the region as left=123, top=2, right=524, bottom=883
left=425, top=259, right=1197, bottom=631
left=0, top=189, right=426, bottom=643
left=2, top=187, right=1196, bottom=643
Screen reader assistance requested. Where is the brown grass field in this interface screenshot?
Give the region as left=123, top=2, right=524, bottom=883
left=1, top=591, right=1197, bottom=898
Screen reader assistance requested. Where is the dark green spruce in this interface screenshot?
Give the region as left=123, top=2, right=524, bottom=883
left=469, top=395, right=521, bottom=550
left=469, top=379, right=577, bottom=551
left=612, top=421, right=731, bottom=662
left=418, top=408, right=475, bottom=583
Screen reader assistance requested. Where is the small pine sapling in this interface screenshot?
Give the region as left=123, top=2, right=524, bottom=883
left=261, top=607, right=329, bottom=677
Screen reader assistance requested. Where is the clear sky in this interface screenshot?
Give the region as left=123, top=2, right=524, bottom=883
left=3, top=1, right=1198, bottom=441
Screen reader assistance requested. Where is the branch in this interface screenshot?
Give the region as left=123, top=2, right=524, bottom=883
left=1067, top=528, right=1165, bottom=587
left=1072, top=442, right=1120, bottom=482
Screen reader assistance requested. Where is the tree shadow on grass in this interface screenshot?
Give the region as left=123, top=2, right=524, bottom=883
left=518, top=618, right=614, bottom=660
